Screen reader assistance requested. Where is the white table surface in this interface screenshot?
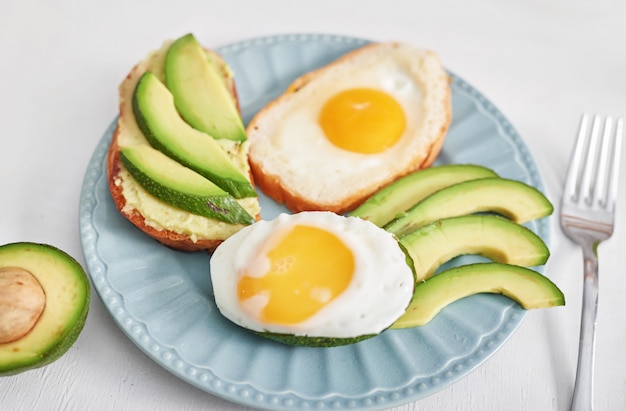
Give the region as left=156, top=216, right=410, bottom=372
left=1, top=1, right=625, bottom=410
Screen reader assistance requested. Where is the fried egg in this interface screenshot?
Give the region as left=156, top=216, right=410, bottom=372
left=210, top=212, right=414, bottom=341
left=247, top=42, right=451, bottom=212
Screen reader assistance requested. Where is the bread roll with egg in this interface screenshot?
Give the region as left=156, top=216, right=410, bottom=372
left=247, top=42, right=451, bottom=214
left=211, top=211, right=415, bottom=347
left=107, top=41, right=260, bottom=252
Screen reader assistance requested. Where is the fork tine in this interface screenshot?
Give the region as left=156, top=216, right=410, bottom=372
left=564, top=114, right=591, bottom=202
left=580, top=115, right=602, bottom=205
left=608, top=118, right=624, bottom=210
left=563, top=114, right=624, bottom=208
left=593, top=116, right=613, bottom=208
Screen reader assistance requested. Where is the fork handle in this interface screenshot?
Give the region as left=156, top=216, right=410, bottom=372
left=570, top=245, right=599, bottom=411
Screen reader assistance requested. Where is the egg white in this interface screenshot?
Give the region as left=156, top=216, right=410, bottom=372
left=210, top=212, right=415, bottom=339
left=275, top=58, right=423, bottom=168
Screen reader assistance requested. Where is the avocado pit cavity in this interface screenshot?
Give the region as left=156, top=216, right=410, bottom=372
left=0, top=267, right=46, bottom=344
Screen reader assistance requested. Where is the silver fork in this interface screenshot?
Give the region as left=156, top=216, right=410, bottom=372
left=561, top=113, right=624, bottom=411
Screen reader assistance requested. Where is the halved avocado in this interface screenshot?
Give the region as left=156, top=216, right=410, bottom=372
left=392, top=262, right=565, bottom=329
left=400, top=215, right=550, bottom=282
left=350, top=164, right=498, bottom=226
left=384, top=178, right=553, bottom=237
left=120, top=145, right=255, bottom=225
left=0, top=242, right=90, bottom=376
left=132, top=71, right=256, bottom=199
left=164, top=33, right=247, bottom=142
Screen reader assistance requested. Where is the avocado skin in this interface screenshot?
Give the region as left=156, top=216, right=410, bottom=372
left=120, top=148, right=255, bottom=225
left=392, top=262, right=565, bottom=329
left=251, top=330, right=377, bottom=347
left=0, top=242, right=90, bottom=376
left=385, top=177, right=554, bottom=237
left=132, top=72, right=256, bottom=199
left=350, top=164, right=498, bottom=226
left=164, top=33, right=247, bottom=142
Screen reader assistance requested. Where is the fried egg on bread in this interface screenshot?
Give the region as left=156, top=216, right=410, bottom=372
left=247, top=42, right=452, bottom=214
left=210, top=212, right=415, bottom=346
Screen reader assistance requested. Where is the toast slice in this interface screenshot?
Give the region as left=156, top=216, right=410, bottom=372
left=107, top=40, right=260, bottom=252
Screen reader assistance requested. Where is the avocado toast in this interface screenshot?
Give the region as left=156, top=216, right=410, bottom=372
left=107, top=35, right=260, bottom=252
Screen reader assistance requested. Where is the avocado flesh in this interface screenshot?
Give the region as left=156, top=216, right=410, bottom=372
left=392, top=262, right=565, bottom=329
left=164, top=33, right=247, bottom=142
left=120, top=145, right=255, bottom=225
left=0, top=243, right=90, bottom=376
left=384, top=178, right=554, bottom=237
left=132, top=72, right=256, bottom=199
left=400, top=215, right=550, bottom=282
left=350, top=164, right=498, bottom=226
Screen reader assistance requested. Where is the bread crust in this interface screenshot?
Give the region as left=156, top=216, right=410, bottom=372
left=247, top=42, right=452, bottom=214
left=107, top=43, right=257, bottom=253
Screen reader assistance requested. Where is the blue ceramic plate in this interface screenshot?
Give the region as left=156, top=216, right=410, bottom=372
left=79, top=34, right=551, bottom=410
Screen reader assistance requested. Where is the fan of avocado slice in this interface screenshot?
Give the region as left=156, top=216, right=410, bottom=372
left=132, top=71, right=256, bottom=199
left=0, top=242, right=90, bottom=376
left=350, top=164, right=563, bottom=333
left=384, top=176, right=554, bottom=237
left=349, top=164, right=499, bottom=226
left=122, top=33, right=257, bottom=224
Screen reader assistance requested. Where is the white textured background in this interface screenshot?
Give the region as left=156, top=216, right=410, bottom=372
left=1, top=0, right=625, bottom=410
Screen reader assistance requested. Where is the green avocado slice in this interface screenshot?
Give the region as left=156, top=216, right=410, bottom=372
left=400, top=215, right=550, bottom=282
left=349, top=164, right=498, bottom=226
left=384, top=177, right=553, bottom=237
left=392, top=262, right=565, bottom=329
left=164, top=33, right=247, bottom=142
left=250, top=331, right=377, bottom=348
left=120, top=145, right=255, bottom=225
left=132, top=71, right=256, bottom=199
left=0, top=242, right=90, bottom=376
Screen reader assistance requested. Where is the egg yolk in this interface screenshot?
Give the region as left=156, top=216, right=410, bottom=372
left=318, top=87, right=406, bottom=154
left=237, top=225, right=355, bottom=325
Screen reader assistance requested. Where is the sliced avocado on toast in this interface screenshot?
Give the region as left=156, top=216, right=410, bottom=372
left=164, top=33, right=247, bottom=142
left=120, top=145, right=255, bottom=225
left=0, top=242, right=90, bottom=376
left=132, top=71, right=256, bottom=199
